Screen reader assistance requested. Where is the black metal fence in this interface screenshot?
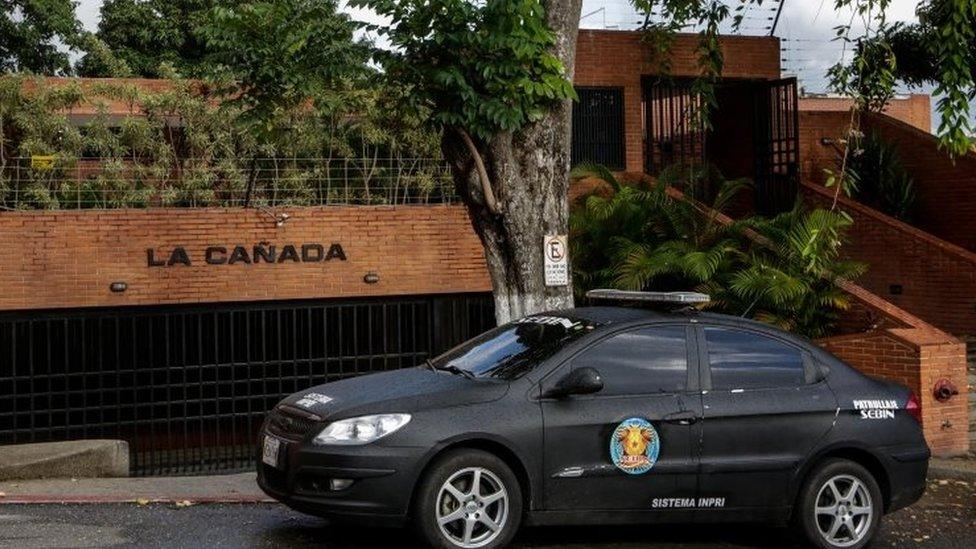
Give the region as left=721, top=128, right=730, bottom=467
left=0, top=293, right=495, bottom=476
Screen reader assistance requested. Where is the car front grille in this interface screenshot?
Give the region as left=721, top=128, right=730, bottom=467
left=266, top=405, right=322, bottom=440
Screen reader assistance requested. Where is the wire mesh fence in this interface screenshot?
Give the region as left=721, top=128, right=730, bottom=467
left=0, top=156, right=459, bottom=210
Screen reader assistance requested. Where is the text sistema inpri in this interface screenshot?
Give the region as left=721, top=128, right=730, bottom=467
left=147, top=242, right=346, bottom=267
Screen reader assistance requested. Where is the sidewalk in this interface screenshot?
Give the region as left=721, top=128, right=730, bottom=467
left=929, top=454, right=976, bottom=481
left=0, top=472, right=272, bottom=504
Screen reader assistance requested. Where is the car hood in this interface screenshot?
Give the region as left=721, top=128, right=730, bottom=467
left=278, top=367, right=509, bottom=419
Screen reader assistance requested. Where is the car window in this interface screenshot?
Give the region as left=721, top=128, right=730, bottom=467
left=704, top=327, right=805, bottom=390
left=570, top=325, right=689, bottom=396
left=433, top=315, right=597, bottom=380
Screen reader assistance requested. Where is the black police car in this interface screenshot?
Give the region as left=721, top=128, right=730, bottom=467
left=257, top=290, right=929, bottom=549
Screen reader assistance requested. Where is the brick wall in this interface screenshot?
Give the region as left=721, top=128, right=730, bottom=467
left=0, top=205, right=490, bottom=311
left=819, top=283, right=969, bottom=457
left=798, top=110, right=850, bottom=185
left=862, top=113, right=976, bottom=252
left=799, top=94, right=931, bottom=133
left=802, top=183, right=976, bottom=337
left=799, top=110, right=976, bottom=253
left=574, top=30, right=781, bottom=172
left=0, top=198, right=969, bottom=454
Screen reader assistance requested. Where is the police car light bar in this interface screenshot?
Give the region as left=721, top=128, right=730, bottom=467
left=585, top=289, right=711, bottom=304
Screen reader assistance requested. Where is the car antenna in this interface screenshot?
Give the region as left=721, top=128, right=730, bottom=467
left=584, top=289, right=710, bottom=312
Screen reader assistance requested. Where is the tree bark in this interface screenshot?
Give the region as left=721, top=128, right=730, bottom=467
left=443, top=0, right=583, bottom=325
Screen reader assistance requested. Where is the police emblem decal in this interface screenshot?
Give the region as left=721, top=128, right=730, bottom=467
left=610, top=417, right=660, bottom=475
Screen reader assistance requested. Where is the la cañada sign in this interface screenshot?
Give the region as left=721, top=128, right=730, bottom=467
left=147, top=243, right=346, bottom=267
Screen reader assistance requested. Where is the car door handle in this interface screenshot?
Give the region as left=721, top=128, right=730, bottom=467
left=663, top=411, right=700, bottom=425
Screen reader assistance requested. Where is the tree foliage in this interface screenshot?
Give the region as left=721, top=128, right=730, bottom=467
left=86, top=0, right=225, bottom=78
left=855, top=0, right=976, bottom=149
left=0, top=0, right=82, bottom=75
left=200, top=0, right=370, bottom=136
left=570, top=165, right=864, bottom=338
left=75, top=32, right=133, bottom=78
left=0, top=75, right=444, bottom=209
left=349, top=0, right=577, bottom=141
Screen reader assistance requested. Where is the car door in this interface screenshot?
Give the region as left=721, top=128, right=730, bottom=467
left=696, top=325, right=838, bottom=511
left=540, top=323, right=702, bottom=512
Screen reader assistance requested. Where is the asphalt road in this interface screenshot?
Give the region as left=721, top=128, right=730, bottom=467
left=1, top=478, right=972, bottom=549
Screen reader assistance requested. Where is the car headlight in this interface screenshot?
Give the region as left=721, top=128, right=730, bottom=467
left=312, top=414, right=411, bottom=446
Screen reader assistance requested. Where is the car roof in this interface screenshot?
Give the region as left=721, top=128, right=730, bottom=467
left=550, top=307, right=809, bottom=342
left=551, top=306, right=668, bottom=325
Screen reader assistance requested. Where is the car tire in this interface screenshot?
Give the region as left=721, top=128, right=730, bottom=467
left=795, top=458, right=883, bottom=549
left=412, top=449, right=523, bottom=549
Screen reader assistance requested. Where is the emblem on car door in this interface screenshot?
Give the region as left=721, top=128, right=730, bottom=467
left=610, top=417, right=660, bottom=475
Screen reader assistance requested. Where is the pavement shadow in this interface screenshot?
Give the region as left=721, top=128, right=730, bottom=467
left=259, top=518, right=802, bottom=548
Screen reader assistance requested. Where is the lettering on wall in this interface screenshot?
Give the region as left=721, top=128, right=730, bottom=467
left=147, top=243, right=347, bottom=267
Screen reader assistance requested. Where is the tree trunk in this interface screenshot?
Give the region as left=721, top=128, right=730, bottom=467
left=442, top=0, right=583, bottom=325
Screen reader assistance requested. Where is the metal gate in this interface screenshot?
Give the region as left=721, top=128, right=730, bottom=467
left=642, top=77, right=706, bottom=175
left=0, top=294, right=494, bottom=476
left=572, top=87, right=626, bottom=170
left=753, top=77, right=800, bottom=215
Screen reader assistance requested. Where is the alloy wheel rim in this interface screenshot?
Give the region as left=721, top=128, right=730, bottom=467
left=435, top=466, right=509, bottom=548
left=814, top=474, right=873, bottom=548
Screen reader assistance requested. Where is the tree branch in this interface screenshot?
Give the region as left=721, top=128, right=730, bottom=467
left=457, top=127, right=501, bottom=215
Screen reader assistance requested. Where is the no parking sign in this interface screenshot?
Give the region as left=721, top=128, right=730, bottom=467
left=543, top=234, right=568, bottom=287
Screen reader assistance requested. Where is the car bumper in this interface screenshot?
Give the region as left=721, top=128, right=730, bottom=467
left=885, top=444, right=930, bottom=513
left=256, top=431, right=427, bottom=526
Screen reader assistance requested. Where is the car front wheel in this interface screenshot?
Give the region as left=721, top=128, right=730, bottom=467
left=413, top=449, right=523, bottom=549
left=796, top=458, right=883, bottom=549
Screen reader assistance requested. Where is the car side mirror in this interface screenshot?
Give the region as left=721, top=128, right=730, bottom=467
left=543, top=367, right=604, bottom=399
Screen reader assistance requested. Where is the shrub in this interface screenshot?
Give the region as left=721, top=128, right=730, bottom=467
left=847, top=131, right=916, bottom=221
left=570, top=164, right=865, bottom=338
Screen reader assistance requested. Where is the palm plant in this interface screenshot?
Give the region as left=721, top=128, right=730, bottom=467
left=570, top=163, right=749, bottom=298
left=724, top=207, right=867, bottom=338
left=570, top=163, right=865, bottom=339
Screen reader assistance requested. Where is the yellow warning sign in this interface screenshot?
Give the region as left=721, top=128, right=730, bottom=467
left=30, top=155, right=56, bottom=170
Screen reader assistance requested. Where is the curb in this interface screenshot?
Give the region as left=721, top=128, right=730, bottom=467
left=0, top=494, right=275, bottom=505
left=928, top=466, right=976, bottom=482
left=0, top=440, right=129, bottom=481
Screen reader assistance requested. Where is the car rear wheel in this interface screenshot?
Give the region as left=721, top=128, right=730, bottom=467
left=796, top=458, right=883, bottom=549
left=413, top=449, right=523, bottom=549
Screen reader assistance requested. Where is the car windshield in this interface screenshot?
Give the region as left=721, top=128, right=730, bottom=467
left=431, top=315, right=597, bottom=380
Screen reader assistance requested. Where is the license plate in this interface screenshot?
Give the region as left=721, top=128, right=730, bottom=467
left=262, top=435, right=283, bottom=468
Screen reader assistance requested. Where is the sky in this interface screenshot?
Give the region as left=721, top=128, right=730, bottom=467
left=72, top=0, right=941, bottom=127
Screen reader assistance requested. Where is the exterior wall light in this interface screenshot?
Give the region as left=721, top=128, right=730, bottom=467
left=363, top=272, right=380, bottom=284
left=109, top=282, right=128, bottom=293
